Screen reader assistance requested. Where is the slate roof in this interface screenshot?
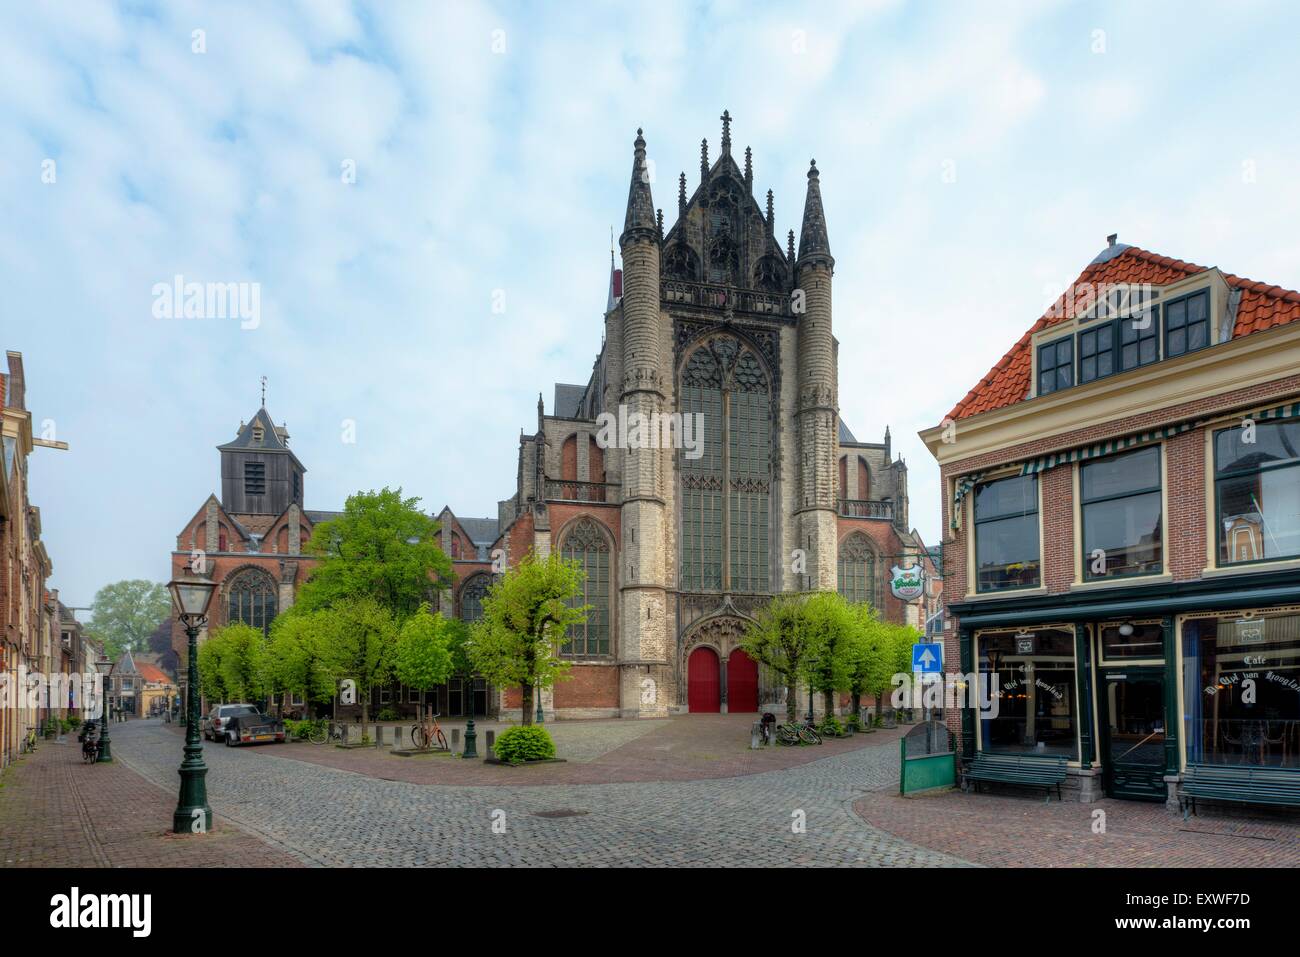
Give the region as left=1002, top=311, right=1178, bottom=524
left=218, top=407, right=292, bottom=452
left=553, top=384, right=587, bottom=419
left=305, top=510, right=343, bottom=524
left=838, top=419, right=857, bottom=444
left=947, top=245, right=1300, bottom=421
left=458, top=517, right=499, bottom=545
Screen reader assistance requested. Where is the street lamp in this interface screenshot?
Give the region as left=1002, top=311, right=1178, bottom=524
left=94, top=653, right=114, bottom=763
left=168, top=574, right=217, bottom=834
left=535, top=680, right=544, bottom=725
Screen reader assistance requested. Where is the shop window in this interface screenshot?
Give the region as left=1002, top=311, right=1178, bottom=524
left=1215, top=419, right=1300, bottom=565
left=973, top=474, right=1040, bottom=592
left=1037, top=336, right=1073, bottom=396
left=1182, top=611, right=1300, bottom=769
left=1080, top=446, right=1163, bottom=579
left=1163, top=289, right=1210, bottom=358
left=977, top=627, right=1078, bottom=759
left=1099, top=621, right=1164, bottom=660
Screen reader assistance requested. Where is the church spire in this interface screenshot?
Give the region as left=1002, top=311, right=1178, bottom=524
left=621, top=128, right=656, bottom=242
left=797, top=158, right=833, bottom=267
left=744, top=145, right=752, bottom=191
left=720, top=109, right=732, bottom=156
left=700, top=138, right=709, bottom=181
left=678, top=171, right=687, bottom=216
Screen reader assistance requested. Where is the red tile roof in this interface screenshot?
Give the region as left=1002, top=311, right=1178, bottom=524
left=137, top=663, right=173, bottom=685
left=946, top=246, right=1300, bottom=420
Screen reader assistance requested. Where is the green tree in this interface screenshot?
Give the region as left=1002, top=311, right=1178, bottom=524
left=839, top=604, right=891, bottom=722
left=804, top=592, right=859, bottom=717
left=87, top=580, right=170, bottom=657
left=316, top=597, right=399, bottom=738
left=740, top=593, right=828, bottom=723
left=394, top=603, right=455, bottom=718
left=466, top=552, right=587, bottom=726
left=266, top=607, right=336, bottom=716
left=196, top=632, right=232, bottom=703
left=299, top=488, right=452, bottom=619
left=207, top=623, right=269, bottom=704
left=875, top=622, right=922, bottom=722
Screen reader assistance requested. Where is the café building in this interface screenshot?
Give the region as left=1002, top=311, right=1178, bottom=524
left=921, top=238, right=1300, bottom=807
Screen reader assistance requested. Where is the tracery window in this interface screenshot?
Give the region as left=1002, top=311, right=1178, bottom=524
left=837, top=533, right=879, bottom=608
left=459, top=573, right=491, bottom=623
left=225, top=567, right=277, bottom=634
left=559, top=519, right=612, bottom=657
left=680, top=336, right=771, bottom=593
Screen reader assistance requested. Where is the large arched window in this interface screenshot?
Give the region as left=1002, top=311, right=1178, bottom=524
left=458, top=573, right=492, bottom=623
left=559, top=518, right=611, bottom=657
left=680, top=336, right=771, bottom=593
left=225, top=567, right=278, bottom=634
left=837, top=533, right=879, bottom=608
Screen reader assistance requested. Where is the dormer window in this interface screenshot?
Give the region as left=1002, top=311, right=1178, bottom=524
left=1037, top=337, right=1073, bottom=395
left=252, top=424, right=265, bottom=444
left=1164, top=289, right=1211, bottom=358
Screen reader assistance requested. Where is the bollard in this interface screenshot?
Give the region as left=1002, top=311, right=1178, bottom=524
left=375, top=725, right=383, bottom=748
left=485, top=729, right=495, bottom=756
left=341, top=724, right=349, bottom=745
left=451, top=728, right=460, bottom=746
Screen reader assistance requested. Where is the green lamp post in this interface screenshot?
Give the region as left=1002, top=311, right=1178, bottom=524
left=169, top=574, right=217, bottom=834
left=535, top=679, right=544, bottom=725
left=94, top=653, right=114, bottom=762
left=463, top=677, right=478, bottom=759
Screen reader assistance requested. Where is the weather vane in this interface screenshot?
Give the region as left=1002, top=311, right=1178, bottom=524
left=261, top=375, right=267, bottom=407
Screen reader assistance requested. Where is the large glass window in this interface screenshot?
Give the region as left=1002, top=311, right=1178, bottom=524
left=1163, top=289, right=1210, bottom=358
left=1037, top=337, right=1073, bottom=396
left=1182, top=612, right=1300, bottom=769
left=680, top=337, right=771, bottom=592
left=1080, top=446, right=1163, bottom=579
left=973, top=474, right=1040, bottom=592
left=1099, top=621, right=1165, bottom=660
left=559, top=519, right=611, bottom=657
left=977, top=627, right=1078, bottom=758
left=225, top=567, right=277, bottom=634
left=458, top=574, right=491, bottom=623
left=837, top=533, right=879, bottom=608
left=1215, top=419, right=1300, bottom=565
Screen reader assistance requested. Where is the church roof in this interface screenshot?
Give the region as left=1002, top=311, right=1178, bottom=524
left=552, top=384, right=587, bottom=419
left=218, top=407, right=291, bottom=452
left=837, top=419, right=857, bottom=444
left=458, top=517, right=500, bottom=546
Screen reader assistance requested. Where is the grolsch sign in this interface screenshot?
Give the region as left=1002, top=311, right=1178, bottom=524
left=889, top=563, right=926, bottom=602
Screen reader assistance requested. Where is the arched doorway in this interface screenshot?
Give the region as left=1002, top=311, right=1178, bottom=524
left=727, top=650, right=758, bottom=713
left=687, top=647, right=720, bottom=713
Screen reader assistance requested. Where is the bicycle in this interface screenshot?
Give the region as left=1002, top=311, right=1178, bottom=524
left=306, top=720, right=343, bottom=745
left=776, top=719, right=823, bottom=746
left=82, top=729, right=100, bottom=764
left=20, top=726, right=38, bottom=754
left=409, top=708, right=449, bottom=751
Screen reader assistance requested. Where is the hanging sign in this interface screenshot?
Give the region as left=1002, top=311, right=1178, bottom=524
left=890, top=564, right=926, bottom=602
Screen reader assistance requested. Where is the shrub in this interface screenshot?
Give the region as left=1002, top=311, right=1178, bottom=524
left=818, top=715, right=844, bottom=737
left=283, top=718, right=315, bottom=740
left=376, top=707, right=401, bottom=722
left=844, top=713, right=862, bottom=731
left=493, top=725, right=556, bottom=764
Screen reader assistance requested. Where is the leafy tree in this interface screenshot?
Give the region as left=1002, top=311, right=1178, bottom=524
left=196, top=632, right=232, bottom=703
left=466, top=551, right=587, bottom=725
left=316, top=597, right=399, bottom=737
left=804, top=592, right=859, bottom=717
left=206, top=623, right=269, bottom=705
left=876, top=622, right=922, bottom=721
left=740, top=593, right=828, bottom=723
left=838, top=604, right=891, bottom=722
left=87, top=580, right=170, bottom=657
left=266, top=607, right=336, bottom=716
left=394, top=603, right=455, bottom=717
left=299, top=488, right=452, bottom=619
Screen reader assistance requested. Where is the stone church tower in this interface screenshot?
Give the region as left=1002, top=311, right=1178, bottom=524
left=500, top=112, right=926, bottom=719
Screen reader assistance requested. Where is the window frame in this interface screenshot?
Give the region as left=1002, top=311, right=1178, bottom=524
left=1036, top=336, right=1074, bottom=396
left=1162, top=288, right=1212, bottom=359
left=972, top=473, right=1042, bottom=594
left=1079, top=445, right=1165, bottom=581
left=1213, top=419, right=1300, bottom=567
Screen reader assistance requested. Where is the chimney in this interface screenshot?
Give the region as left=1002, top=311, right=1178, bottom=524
left=1107, top=233, right=1118, bottom=247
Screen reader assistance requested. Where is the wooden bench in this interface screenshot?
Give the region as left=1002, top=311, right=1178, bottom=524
left=1179, top=765, right=1300, bottom=820
left=964, top=753, right=1068, bottom=803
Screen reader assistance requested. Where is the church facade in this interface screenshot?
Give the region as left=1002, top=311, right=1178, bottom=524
left=493, top=114, right=935, bottom=719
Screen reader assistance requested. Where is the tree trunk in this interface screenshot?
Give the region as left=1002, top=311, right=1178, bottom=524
left=360, top=695, right=370, bottom=742
left=521, top=682, right=534, bottom=726
left=823, top=689, right=835, bottom=719
left=785, top=681, right=798, bottom=723
left=850, top=692, right=862, bottom=723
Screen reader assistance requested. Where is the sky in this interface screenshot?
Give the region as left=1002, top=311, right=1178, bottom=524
left=3, top=0, right=1300, bottom=609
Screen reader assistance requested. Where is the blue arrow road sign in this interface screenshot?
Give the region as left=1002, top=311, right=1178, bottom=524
left=912, top=643, right=942, bottom=673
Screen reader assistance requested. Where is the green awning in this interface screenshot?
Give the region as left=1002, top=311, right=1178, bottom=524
left=950, top=472, right=985, bottom=530
left=1020, top=421, right=1199, bottom=476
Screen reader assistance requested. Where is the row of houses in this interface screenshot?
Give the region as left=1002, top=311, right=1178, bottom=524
left=1, top=351, right=103, bottom=767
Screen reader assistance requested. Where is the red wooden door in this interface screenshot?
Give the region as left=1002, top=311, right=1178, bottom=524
left=687, top=647, right=720, bottom=713
left=727, top=650, right=758, bottom=713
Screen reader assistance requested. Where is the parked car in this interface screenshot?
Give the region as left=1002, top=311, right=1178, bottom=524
left=200, top=704, right=258, bottom=742
left=222, top=708, right=286, bottom=746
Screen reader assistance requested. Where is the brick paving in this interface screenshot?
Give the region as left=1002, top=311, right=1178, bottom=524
left=0, top=733, right=301, bottom=868
left=854, top=786, right=1300, bottom=867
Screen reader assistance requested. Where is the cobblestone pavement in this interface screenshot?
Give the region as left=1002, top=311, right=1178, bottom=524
left=0, top=736, right=301, bottom=868
left=109, top=719, right=968, bottom=867
left=258, top=714, right=914, bottom=786
left=855, top=785, right=1300, bottom=867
